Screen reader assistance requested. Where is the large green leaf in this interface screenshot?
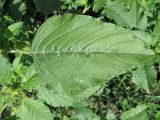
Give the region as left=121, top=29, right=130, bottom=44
left=17, top=97, right=52, bottom=120
left=120, top=104, right=149, bottom=120
left=0, top=54, right=12, bottom=85
left=32, top=14, right=154, bottom=106
left=33, top=0, right=63, bottom=16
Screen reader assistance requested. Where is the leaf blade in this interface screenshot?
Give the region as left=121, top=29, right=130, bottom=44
left=121, top=104, right=149, bottom=120
left=17, top=97, right=52, bottom=120
left=32, top=14, right=154, bottom=106
left=132, top=65, right=156, bottom=94
left=0, top=54, right=12, bottom=85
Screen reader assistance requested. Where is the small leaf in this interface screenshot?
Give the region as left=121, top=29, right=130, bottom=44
left=5, top=22, right=23, bottom=39
left=0, top=54, right=12, bottom=85
left=154, top=14, right=160, bottom=41
left=12, top=56, right=22, bottom=73
left=17, top=97, right=52, bottom=120
left=155, top=43, right=160, bottom=53
left=22, top=75, right=41, bottom=91
left=132, top=65, right=156, bottom=94
left=106, top=109, right=116, bottom=120
left=33, top=0, right=63, bottom=16
left=0, top=0, right=6, bottom=13
left=104, top=1, right=148, bottom=30
left=38, top=85, right=76, bottom=107
left=10, top=0, right=27, bottom=18
left=73, top=0, right=87, bottom=6
left=156, top=111, right=160, bottom=120
left=22, top=65, right=41, bottom=91
left=93, top=0, right=106, bottom=12
left=121, top=104, right=149, bottom=120
left=104, top=1, right=133, bottom=28
left=0, top=0, right=5, bottom=8
left=130, top=0, right=148, bottom=30
left=71, top=102, right=100, bottom=120
left=62, top=116, right=70, bottom=120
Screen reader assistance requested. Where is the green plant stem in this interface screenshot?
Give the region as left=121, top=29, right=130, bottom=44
left=8, top=50, right=32, bottom=56
left=0, top=86, right=6, bottom=94
left=0, top=103, right=7, bottom=114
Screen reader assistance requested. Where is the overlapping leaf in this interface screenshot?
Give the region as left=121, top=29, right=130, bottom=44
left=33, top=0, right=63, bottom=16
left=71, top=102, right=100, bottom=120
left=0, top=0, right=6, bottom=14
left=104, top=0, right=148, bottom=30
left=0, top=54, right=12, bottom=85
left=4, top=22, right=23, bottom=40
left=93, top=0, right=107, bottom=12
left=17, top=98, right=52, bottom=120
left=22, top=65, right=41, bottom=91
left=32, top=14, right=154, bottom=106
left=121, top=104, right=149, bottom=120
left=10, top=0, right=27, bottom=18
left=132, top=65, right=156, bottom=94
left=154, top=14, right=160, bottom=41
